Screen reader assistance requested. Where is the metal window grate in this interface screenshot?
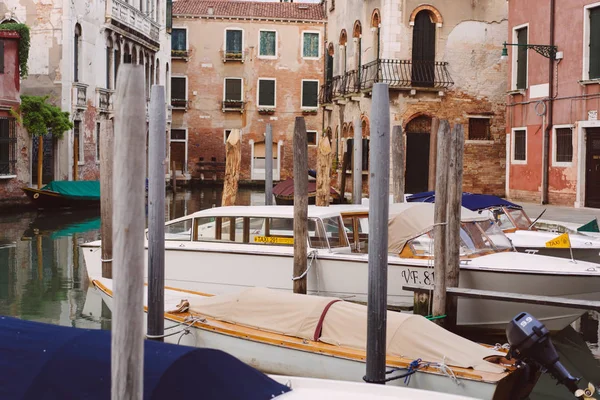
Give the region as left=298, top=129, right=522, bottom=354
left=0, top=117, right=17, bottom=175
left=514, top=130, right=526, bottom=161
left=555, top=128, right=573, bottom=162
left=468, top=118, right=491, bottom=140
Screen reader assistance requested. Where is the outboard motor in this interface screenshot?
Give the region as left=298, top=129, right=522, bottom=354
left=506, top=312, right=580, bottom=394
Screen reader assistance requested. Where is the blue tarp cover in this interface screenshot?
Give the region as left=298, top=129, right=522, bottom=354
left=42, top=181, right=100, bottom=200
left=0, top=316, right=290, bottom=400
left=406, top=191, right=522, bottom=211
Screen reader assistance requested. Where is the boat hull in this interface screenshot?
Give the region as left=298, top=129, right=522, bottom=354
left=95, top=284, right=519, bottom=400
left=515, top=246, right=600, bottom=264
left=82, top=242, right=600, bottom=332
left=22, top=187, right=100, bottom=209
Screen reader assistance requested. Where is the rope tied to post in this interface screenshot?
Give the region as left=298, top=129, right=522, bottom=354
left=292, top=250, right=318, bottom=281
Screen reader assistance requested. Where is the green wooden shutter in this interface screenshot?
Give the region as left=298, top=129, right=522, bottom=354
left=258, top=80, right=275, bottom=107
left=590, top=7, right=600, bottom=79
left=302, top=81, right=318, bottom=108
left=0, top=40, right=4, bottom=74
left=225, top=79, right=242, bottom=101
left=516, top=27, right=528, bottom=89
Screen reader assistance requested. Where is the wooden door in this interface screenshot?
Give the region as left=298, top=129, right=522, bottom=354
left=585, top=129, right=600, bottom=208
left=170, top=142, right=186, bottom=174
left=405, top=132, right=430, bottom=194
left=411, top=11, right=436, bottom=87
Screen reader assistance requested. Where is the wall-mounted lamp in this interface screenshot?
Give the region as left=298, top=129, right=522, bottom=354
left=500, top=41, right=558, bottom=60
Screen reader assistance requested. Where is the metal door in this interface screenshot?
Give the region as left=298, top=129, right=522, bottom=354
left=585, top=129, right=600, bottom=208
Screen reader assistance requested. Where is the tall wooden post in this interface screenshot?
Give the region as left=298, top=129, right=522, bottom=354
left=339, top=140, right=351, bottom=202
left=111, top=64, right=146, bottom=400
left=428, top=118, right=440, bottom=191
left=352, top=118, right=363, bottom=204
left=445, top=124, right=465, bottom=332
left=432, top=120, right=451, bottom=322
left=365, top=83, right=390, bottom=384
left=147, top=85, right=166, bottom=341
left=222, top=129, right=241, bottom=207
left=37, top=137, right=43, bottom=189
left=171, top=160, right=177, bottom=194
left=293, top=117, right=308, bottom=294
left=391, top=125, right=405, bottom=203
left=100, top=119, right=114, bottom=278
left=316, top=135, right=332, bottom=206
left=265, top=124, right=274, bottom=206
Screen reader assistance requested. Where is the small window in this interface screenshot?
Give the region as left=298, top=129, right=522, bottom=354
left=257, top=79, right=276, bottom=108
left=96, top=122, right=101, bottom=162
left=171, top=129, right=186, bottom=141
left=554, top=127, right=573, bottom=164
left=321, top=216, right=349, bottom=248
left=515, top=26, right=528, bottom=90
left=224, top=129, right=232, bottom=143
left=225, top=29, right=243, bottom=58
left=171, top=28, right=187, bottom=51
left=302, top=32, right=320, bottom=58
left=301, top=80, right=319, bottom=108
left=468, top=118, right=491, bottom=140
left=513, top=129, right=526, bottom=162
left=307, top=130, right=318, bottom=146
left=0, top=117, right=16, bottom=176
left=171, top=76, right=187, bottom=107
left=165, top=219, right=192, bottom=241
left=259, top=30, right=276, bottom=57
left=224, top=78, right=243, bottom=101
left=0, top=40, right=5, bottom=74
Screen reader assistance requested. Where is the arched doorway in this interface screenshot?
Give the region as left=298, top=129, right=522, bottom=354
left=411, top=10, right=436, bottom=87
left=405, top=115, right=431, bottom=194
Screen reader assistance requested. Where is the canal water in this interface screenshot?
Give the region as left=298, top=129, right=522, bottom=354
left=0, top=187, right=598, bottom=398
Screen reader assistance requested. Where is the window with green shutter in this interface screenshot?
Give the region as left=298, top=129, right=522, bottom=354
left=259, top=31, right=276, bottom=57
left=0, top=40, right=4, bottom=74
left=303, top=32, right=319, bottom=58
left=258, top=79, right=275, bottom=107
left=590, top=7, right=600, bottom=79
left=301, top=80, right=319, bottom=108
left=516, top=27, right=528, bottom=89
left=225, top=78, right=243, bottom=101
left=226, top=29, right=243, bottom=56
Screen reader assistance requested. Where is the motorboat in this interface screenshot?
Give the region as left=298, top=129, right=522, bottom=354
left=92, top=278, right=539, bottom=399
left=81, top=203, right=600, bottom=331
left=0, top=315, right=476, bottom=400
left=406, top=191, right=600, bottom=263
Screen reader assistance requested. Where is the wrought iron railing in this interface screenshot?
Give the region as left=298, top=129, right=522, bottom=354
left=0, top=117, right=17, bottom=176
left=319, top=81, right=334, bottom=104
left=360, top=59, right=454, bottom=90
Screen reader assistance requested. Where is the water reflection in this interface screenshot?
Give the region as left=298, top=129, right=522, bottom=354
left=0, top=187, right=597, bottom=398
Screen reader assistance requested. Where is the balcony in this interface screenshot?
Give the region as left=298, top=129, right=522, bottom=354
left=222, top=100, right=245, bottom=113
left=171, top=98, right=188, bottom=109
left=220, top=50, right=246, bottom=63
left=73, top=83, right=88, bottom=110
left=360, top=59, right=454, bottom=91
left=96, top=88, right=114, bottom=113
left=109, top=0, right=160, bottom=43
left=171, top=50, right=189, bottom=60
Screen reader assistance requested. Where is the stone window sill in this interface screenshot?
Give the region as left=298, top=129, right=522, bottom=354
left=0, top=175, right=16, bottom=180
left=465, top=140, right=494, bottom=145
left=507, top=89, right=526, bottom=96
left=579, top=79, right=600, bottom=86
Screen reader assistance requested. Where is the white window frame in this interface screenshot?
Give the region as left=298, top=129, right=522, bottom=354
left=170, top=127, right=188, bottom=173
left=301, top=79, right=319, bottom=109
left=301, top=31, right=321, bottom=60
left=511, top=23, right=529, bottom=91
left=224, top=28, right=244, bottom=55
left=223, top=77, right=243, bottom=102
left=552, top=124, right=575, bottom=167
left=170, top=75, right=188, bottom=107
left=258, top=29, right=278, bottom=59
left=582, top=3, right=600, bottom=81
left=307, top=130, right=318, bottom=147
left=171, top=26, right=189, bottom=51
left=74, top=120, right=85, bottom=166
left=249, top=139, right=282, bottom=181
left=511, top=127, right=527, bottom=165
left=257, top=78, right=276, bottom=108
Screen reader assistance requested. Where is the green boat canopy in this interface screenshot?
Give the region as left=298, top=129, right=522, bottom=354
left=42, top=181, right=100, bottom=200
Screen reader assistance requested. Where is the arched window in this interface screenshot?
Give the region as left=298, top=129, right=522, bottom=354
left=352, top=21, right=362, bottom=72
left=74, top=24, right=82, bottom=82
left=339, top=29, right=347, bottom=73
left=411, top=11, right=436, bottom=87
left=370, top=9, right=381, bottom=60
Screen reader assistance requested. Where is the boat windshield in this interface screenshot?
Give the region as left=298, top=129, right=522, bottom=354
left=506, top=208, right=531, bottom=229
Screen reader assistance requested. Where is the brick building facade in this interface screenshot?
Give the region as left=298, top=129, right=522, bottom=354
left=171, top=1, right=325, bottom=184
left=506, top=0, right=600, bottom=207
left=0, top=29, right=29, bottom=207
left=321, top=0, right=508, bottom=196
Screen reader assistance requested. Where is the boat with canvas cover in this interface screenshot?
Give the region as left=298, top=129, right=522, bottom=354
left=0, top=316, right=476, bottom=400
left=81, top=203, right=600, bottom=331
left=22, top=180, right=100, bottom=209
left=92, top=278, right=539, bottom=399
left=406, top=191, right=600, bottom=263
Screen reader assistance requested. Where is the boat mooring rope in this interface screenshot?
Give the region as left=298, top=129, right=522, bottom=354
left=377, top=356, right=461, bottom=386
left=145, top=315, right=205, bottom=342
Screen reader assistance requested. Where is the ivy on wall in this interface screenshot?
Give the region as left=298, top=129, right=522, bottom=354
left=0, top=23, right=31, bottom=78
left=19, top=96, right=73, bottom=139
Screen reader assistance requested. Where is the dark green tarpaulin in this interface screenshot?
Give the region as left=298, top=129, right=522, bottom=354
left=42, top=181, right=100, bottom=200
left=578, top=218, right=600, bottom=233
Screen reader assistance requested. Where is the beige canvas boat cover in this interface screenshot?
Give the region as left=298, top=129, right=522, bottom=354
left=387, top=203, right=491, bottom=254
left=187, top=287, right=503, bottom=373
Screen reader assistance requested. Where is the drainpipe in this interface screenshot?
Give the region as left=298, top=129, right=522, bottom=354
left=542, top=0, right=555, bottom=204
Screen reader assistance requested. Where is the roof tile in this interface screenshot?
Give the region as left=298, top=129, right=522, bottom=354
left=173, top=0, right=326, bottom=21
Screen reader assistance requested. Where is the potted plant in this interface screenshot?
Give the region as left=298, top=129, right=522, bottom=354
left=302, top=109, right=318, bottom=115
left=258, top=108, right=275, bottom=115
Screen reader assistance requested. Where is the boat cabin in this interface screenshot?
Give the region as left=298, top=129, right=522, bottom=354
left=159, top=206, right=351, bottom=252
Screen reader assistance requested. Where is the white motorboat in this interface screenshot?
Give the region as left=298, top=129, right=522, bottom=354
left=92, top=277, right=537, bottom=399
left=81, top=203, right=600, bottom=331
